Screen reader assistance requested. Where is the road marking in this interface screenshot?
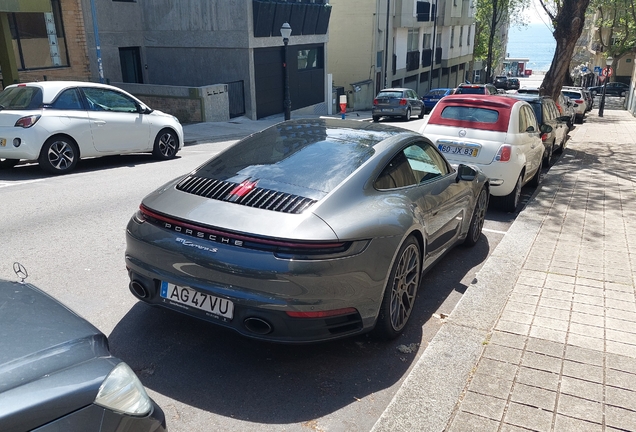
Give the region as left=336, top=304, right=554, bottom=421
left=0, top=179, right=45, bottom=188
left=483, top=228, right=507, bottom=235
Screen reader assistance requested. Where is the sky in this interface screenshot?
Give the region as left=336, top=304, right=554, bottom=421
left=523, top=0, right=551, bottom=25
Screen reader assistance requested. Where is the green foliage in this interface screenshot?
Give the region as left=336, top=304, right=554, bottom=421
left=591, top=0, right=636, bottom=60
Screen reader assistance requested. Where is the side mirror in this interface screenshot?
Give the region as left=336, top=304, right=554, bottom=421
left=525, top=125, right=536, bottom=133
left=540, top=124, right=553, bottom=134
left=558, top=115, right=571, bottom=122
left=456, top=164, right=477, bottom=182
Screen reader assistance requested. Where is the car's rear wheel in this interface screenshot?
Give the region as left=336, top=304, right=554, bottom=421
left=373, top=116, right=380, bottom=123
left=463, top=188, right=488, bottom=247
left=374, top=236, right=421, bottom=339
left=621, top=91, right=627, bottom=97
left=403, top=108, right=411, bottom=121
left=500, top=173, right=523, bottom=212
left=529, top=163, right=541, bottom=188
left=418, top=107, right=425, bottom=119
left=38, top=136, right=79, bottom=174
left=0, top=158, right=19, bottom=169
left=152, top=128, right=179, bottom=160
left=591, top=90, right=598, bottom=97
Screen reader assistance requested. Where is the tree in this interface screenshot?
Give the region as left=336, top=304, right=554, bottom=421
left=539, top=0, right=592, bottom=100
left=592, top=0, right=636, bottom=74
left=473, top=0, right=529, bottom=82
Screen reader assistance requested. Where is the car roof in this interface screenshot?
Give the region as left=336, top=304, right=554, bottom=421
left=378, top=88, right=411, bottom=92
left=4, top=81, right=128, bottom=104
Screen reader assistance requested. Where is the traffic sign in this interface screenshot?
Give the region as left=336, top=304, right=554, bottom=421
left=595, top=66, right=602, bottom=75
left=602, top=67, right=614, bottom=77
left=581, top=66, right=588, bottom=73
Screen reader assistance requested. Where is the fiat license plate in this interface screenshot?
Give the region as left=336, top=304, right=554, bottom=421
left=160, top=281, right=234, bottom=319
left=438, top=144, right=478, bottom=157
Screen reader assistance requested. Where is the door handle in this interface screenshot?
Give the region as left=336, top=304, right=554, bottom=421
left=93, top=120, right=106, bottom=126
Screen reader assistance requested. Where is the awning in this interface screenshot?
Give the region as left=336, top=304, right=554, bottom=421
left=0, top=0, right=52, bottom=13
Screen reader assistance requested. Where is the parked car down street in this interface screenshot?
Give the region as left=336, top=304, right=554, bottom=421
left=493, top=75, right=509, bottom=90
left=372, top=88, right=424, bottom=122
left=587, top=81, right=629, bottom=97
left=420, top=94, right=544, bottom=212
left=0, top=265, right=167, bottom=432
left=454, top=83, right=499, bottom=95
left=506, top=94, right=569, bottom=167
left=422, top=88, right=455, bottom=113
left=561, top=88, right=587, bottom=124
left=0, top=81, right=183, bottom=175
left=125, top=119, right=489, bottom=343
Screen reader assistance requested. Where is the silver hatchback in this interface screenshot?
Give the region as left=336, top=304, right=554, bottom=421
left=372, top=88, right=424, bottom=122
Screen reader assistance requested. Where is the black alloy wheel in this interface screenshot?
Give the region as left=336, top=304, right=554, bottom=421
left=374, top=236, right=421, bottom=339
left=152, top=129, right=179, bottom=160
left=38, top=136, right=79, bottom=174
left=463, top=188, right=488, bottom=247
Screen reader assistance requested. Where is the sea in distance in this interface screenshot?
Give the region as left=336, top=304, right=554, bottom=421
left=506, top=23, right=556, bottom=72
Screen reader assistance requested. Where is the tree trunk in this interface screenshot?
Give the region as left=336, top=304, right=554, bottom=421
left=540, top=0, right=591, bottom=100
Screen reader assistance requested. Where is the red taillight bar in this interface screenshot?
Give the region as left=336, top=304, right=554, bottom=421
left=139, top=205, right=345, bottom=250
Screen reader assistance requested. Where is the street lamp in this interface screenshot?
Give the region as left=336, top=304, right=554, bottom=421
left=280, top=22, right=292, bottom=121
left=598, top=56, right=613, bottom=118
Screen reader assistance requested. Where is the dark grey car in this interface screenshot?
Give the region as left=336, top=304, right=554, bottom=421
left=125, top=119, right=489, bottom=343
left=0, top=269, right=166, bottom=432
left=506, top=94, right=570, bottom=167
left=372, top=88, right=424, bottom=122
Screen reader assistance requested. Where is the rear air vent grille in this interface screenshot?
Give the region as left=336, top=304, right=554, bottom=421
left=176, top=176, right=316, bottom=214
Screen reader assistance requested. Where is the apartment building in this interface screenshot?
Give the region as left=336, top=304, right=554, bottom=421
left=328, top=0, right=475, bottom=109
left=0, top=0, right=333, bottom=120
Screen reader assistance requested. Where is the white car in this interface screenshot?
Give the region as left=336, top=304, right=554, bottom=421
left=560, top=88, right=586, bottom=124
left=0, top=81, right=183, bottom=174
left=420, top=94, right=545, bottom=212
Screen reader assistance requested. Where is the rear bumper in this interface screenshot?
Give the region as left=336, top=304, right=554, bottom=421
left=0, top=128, right=42, bottom=160
left=124, top=218, right=396, bottom=343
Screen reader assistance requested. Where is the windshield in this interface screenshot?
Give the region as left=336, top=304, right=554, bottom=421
left=0, top=87, right=43, bottom=110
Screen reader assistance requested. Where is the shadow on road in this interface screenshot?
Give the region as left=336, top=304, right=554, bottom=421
left=108, top=236, right=491, bottom=424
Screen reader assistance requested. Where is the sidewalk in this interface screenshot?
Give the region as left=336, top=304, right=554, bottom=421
left=182, top=110, right=373, bottom=145
left=373, top=109, right=636, bottom=431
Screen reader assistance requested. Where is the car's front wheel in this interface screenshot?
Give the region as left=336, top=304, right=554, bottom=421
left=463, top=188, right=488, bottom=247
left=374, top=236, right=421, bottom=339
left=373, top=116, right=380, bottom=123
left=0, top=158, right=19, bottom=169
left=152, top=128, right=179, bottom=160
left=38, top=136, right=79, bottom=174
left=591, top=90, right=598, bottom=97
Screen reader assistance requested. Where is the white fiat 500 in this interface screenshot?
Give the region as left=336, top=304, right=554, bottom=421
left=0, top=81, right=183, bottom=174
left=420, top=94, right=545, bottom=212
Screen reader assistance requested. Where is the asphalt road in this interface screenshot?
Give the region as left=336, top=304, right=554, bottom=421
left=0, top=126, right=553, bottom=431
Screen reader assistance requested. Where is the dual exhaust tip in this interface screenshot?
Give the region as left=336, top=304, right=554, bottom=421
left=129, top=280, right=273, bottom=335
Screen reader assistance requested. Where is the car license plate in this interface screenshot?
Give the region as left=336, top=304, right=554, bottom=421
left=438, top=144, right=478, bottom=157
left=381, top=108, right=394, bottom=112
left=160, top=281, right=234, bottom=319
left=0, top=138, right=5, bottom=147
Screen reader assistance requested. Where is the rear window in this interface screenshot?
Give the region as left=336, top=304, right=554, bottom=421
left=194, top=122, right=392, bottom=199
left=377, top=91, right=403, bottom=98
left=517, top=89, right=539, bottom=95
left=0, top=87, right=43, bottom=110
left=562, top=91, right=581, bottom=99
left=455, top=86, right=485, bottom=95
left=440, top=106, right=499, bottom=123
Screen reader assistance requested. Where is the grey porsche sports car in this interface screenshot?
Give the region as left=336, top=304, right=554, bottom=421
left=125, top=119, right=489, bottom=343
left=0, top=265, right=166, bottom=432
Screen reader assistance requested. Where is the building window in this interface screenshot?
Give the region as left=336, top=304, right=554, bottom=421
left=408, top=29, right=419, bottom=52
left=423, top=33, right=431, bottom=50
left=467, top=26, right=471, bottom=46
left=437, top=33, right=442, bottom=48
left=459, top=27, right=463, bottom=47
left=119, top=47, right=143, bottom=83
left=377, top=51, right=383, bottom=68
left=450, top=27, right=455, bottom=48
left=298, top=48, right=323, bottom=70
left=9, top=0, right=69, bottom=70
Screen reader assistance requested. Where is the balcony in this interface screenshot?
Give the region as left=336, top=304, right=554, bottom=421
left=407, top=51, right=421, bottom=71
left=422, top=49, right=432, bottom=68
